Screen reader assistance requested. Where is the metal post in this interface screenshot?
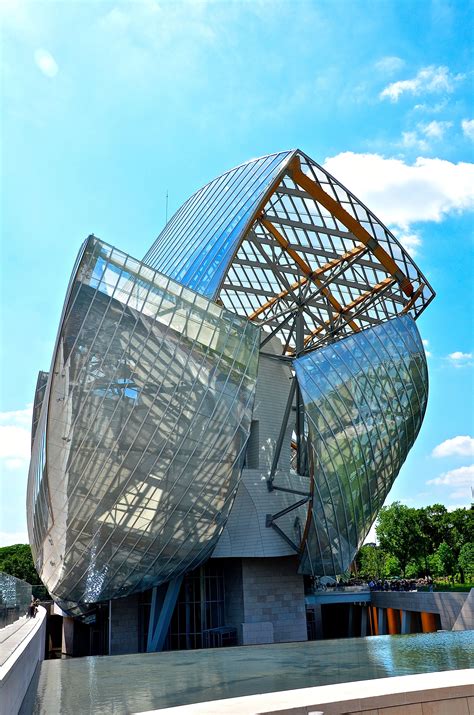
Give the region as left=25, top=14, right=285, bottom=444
left=295, top=308, right=306, bottom=475
left=360, top=606, right=368, bottom=637
left=267, top=378, right=296, bottom=490
left=108, top=599, right=112, bottom=655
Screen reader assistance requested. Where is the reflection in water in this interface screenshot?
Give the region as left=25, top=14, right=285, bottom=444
left=29, top=631, right=473, bottom=715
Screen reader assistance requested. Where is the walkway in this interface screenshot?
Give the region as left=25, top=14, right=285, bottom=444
left=0, top=615, right=40, bottom=667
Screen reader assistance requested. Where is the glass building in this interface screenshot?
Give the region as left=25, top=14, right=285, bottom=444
left=27, top=149, right=434, bottom=652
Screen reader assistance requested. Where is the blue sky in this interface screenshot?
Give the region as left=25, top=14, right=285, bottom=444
left=1, top=0, right=473, bottom=545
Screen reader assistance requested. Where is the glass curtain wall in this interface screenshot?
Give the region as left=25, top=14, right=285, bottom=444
left=27, top=237, right=259, bottom=612
left=294, top=315, right=428, bottom=577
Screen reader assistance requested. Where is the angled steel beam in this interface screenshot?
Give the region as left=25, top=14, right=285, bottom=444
left=248, top=244, right=367, bottom=321
left=259, top=216, right=360, bottom=333
left=267, top=377, right=297, bottom=490
left=342, top=277, right=396, bottom=313
left=288, top=156, right=414, bottom=297
left=302, top=277, right=397, bottom=347
left=266, top=521, right=301, bottom=553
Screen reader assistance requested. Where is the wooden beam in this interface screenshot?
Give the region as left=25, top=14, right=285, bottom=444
left=302, top=277, right=396, bottom=348
left=248, top=244, right=366, bottom=320
left=259, top=217, right=360, bottom=333
left=288, top=156, right=414, bottom=297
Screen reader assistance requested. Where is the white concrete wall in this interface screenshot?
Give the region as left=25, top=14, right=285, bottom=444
left=136, top=668, right=474, bottom=714
left=0, top=606, right=46, bottom=715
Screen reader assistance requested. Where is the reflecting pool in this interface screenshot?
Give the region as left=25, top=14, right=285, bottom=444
left=25, top=631, right=473, bottom=715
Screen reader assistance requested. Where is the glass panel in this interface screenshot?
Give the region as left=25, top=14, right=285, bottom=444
left=143, top=151, right=294, bottom=298
left=294, top=315, right=428, bottom=577
left=27, top=237, right=260, bottom=612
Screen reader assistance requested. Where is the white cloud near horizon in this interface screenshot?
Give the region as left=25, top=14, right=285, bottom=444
left=462, top=119, right=474, bottom=140
left=432, top=435, right=474, bottom=458
left=34, top=48, right=58, bottom=78
left=0, top=531, right=29, bottom=548
left=427, top=464, right=474, bottom=500
left=0, top=404, right=32, bottom=465
left=323, top=153, right=474, bottom=246
left=380, top=65, right=464, bottom=102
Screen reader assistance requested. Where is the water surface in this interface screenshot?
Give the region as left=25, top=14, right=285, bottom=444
left=26, top=630, right=473, bottom=714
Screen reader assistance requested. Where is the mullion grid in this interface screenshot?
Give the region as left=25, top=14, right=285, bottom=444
left=107, top=320, right=258, bottom=597
left=55, top=249, right=252, bottom=596
left=77, top=310, right=258, bottom=601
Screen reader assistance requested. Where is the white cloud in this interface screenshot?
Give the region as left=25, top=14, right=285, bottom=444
left=375, top=56, right=405, bottom=74
left=427, top=464, right=474, bottom=499
left=413, top=100, right=447, bottom=114
left=449, top=351, right=473, bottom=360
left=462, top=119, right=474, bottom=141
left=398, top=121, right=452, bottom=154
left=394, top=228, right=422, bottom=257
left=420, top=120, right=452, bottom=139
left=447, top=352, right=473, bottom=368
left=400, top=131, right=429, bottom=152
left=0, top=531, right=29, bottom=547
left=34, top=48, right=58, bottom=78
left=422, top=338, right=432, bottom=358
left=432, top=435, right=474, bottom=458
left=323, top=152, right=474, bottom=230
left=380, top=65, right=465, bottom=102
left=0, top=405, right=32, bottom=465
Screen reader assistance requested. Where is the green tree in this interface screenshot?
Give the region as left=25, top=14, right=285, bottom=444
left=458, top=542, right=474, bottom=580
left=417, top=504, right=449, bottom=573
left=376, top=502, right=423, bottom=576
left=437, top=542, right=458, bottom=583
left=0, top=544, right=40, bottom=584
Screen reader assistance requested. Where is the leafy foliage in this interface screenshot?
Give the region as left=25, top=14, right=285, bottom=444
left=356, top=503, right=473, bottom=581
left=0, top=544, right=40, bottom=585
left=376, top=502, right=423, bottom=576
left=458, top=542, right=474, bottom=578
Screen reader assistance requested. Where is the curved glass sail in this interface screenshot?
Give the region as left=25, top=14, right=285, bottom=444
left=294, top=315, right=428, bottom=576
left=27, top=237, right=259, bottom=611
left=143, top=151, right=295, bottom=298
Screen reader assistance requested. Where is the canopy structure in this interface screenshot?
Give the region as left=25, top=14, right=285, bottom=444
left=145, top=149, right=434, bottom=354
left=27, top=150, right=434, bottom=612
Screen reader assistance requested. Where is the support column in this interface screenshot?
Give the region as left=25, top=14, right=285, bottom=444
left=147, top=576, right=183, bottom=653
left=386, top=607, right=398, bottom=634
left=421, top=611, right=437, bottom=633
left=401, top=609, right=411, bottom=634
left=377, top=608, right=385, bottom=635
left=360, top=606, right=368, bottom=637
left=347, top=605, right=354, bottom=637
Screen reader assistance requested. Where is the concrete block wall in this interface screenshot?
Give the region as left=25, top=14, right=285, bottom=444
left=240, top=556, right=307, bottom=644
left=371, top=590, right=471, bottom=631
left=452, top=589, right=474, bottom=630
left=110, top=593, right=140, bottom=655
left=223, top=559, right=245, bottom=642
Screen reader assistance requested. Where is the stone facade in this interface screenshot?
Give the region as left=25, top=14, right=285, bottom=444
left=109, top=594, right=140, bottom=655
left=221, top=555, right=307, bottom=646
